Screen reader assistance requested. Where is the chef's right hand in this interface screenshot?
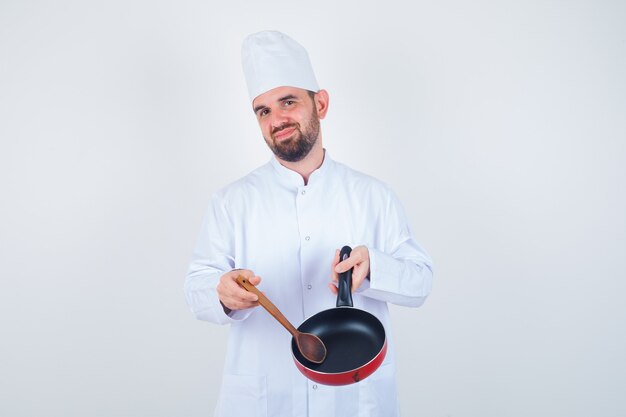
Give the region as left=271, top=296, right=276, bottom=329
left=217, top=269, right=262, bottom=314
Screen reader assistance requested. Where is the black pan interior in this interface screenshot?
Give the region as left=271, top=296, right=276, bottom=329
left=292, top=308, right=385, bottom=373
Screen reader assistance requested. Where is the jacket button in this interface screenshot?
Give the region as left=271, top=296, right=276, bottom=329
left=307, top=284, right=312, bottom=290
left=305, top=236, right=310, bottom=241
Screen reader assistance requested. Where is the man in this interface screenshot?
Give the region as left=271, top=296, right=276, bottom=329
left=185, top=30, right=433, bottom=417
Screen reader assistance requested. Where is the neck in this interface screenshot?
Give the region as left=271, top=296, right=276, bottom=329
left=276, top=140, right=324, bottom=185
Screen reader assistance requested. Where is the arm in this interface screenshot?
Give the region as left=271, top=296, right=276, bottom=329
left=184, top=194, right=259, bottom=324
left=332, top=189, right=433, bottom=307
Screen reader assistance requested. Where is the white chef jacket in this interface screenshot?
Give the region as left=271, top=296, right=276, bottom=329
left=185, top=152, right=433, bottom=417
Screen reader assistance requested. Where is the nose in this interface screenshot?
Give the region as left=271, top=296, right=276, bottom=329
left=270, top=111, right=289, bottom=129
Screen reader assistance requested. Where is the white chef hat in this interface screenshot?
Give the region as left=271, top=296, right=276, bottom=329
left=241, top=30, right=319, bottom=102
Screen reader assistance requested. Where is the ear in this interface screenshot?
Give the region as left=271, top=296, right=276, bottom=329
left=314, top=89, right=329, bottom=119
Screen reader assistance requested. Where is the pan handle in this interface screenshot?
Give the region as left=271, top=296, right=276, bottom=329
left=336, top=245, right=354, bottom=308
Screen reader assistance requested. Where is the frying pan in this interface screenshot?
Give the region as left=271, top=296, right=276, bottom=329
left=291, top=245, right=387, bottom=385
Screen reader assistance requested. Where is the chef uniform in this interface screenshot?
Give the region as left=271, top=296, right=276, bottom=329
left=185, top=31, right=433, bottom=417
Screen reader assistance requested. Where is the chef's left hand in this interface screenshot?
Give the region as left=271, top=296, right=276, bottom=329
left=329, top=245, right=370, bottom=294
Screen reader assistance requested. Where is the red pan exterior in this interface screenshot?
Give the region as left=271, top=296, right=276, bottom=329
left=293, top=338, right=387, bottom=386
left=292, top=245, right=387, bottom=385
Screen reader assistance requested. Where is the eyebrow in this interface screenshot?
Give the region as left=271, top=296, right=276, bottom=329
left=253, top=94, right=299, bottom=114
left=253, top=104, right=267, bottom=114
left=278, top=94, right=298, bottom=102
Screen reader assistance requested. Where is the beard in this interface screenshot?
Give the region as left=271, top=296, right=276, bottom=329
left=264, top=108, right=320, bottom=163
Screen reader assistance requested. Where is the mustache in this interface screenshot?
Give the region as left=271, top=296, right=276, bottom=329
left=271, top=123, right=298, bottom=135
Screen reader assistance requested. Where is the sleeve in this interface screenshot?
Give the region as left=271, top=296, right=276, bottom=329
left=359, top=188, right=434, bottom=307
left=184, top=193, right=254, bottom=324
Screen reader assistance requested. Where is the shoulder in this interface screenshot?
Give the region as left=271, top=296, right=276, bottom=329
left=332, top=160, right=394, bottom=199
left=211, top=162, right=274, bottom=205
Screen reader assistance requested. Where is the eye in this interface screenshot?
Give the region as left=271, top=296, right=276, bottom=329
left=283, top=100, right=295, bottom=107
left=258, top=108, right=270, bottom=117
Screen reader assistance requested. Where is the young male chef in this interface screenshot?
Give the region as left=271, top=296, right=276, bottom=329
left=185, top=30, right=433, bottom=417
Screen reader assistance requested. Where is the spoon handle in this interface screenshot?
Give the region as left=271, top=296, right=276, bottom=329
left=236, top=275, right=298, bottom=336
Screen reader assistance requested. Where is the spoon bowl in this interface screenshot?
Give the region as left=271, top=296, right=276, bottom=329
left=236, top=275, right=327, bottom=364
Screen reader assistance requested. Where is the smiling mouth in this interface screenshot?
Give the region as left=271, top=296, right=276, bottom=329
left=273, top=126, right=297, bottom=141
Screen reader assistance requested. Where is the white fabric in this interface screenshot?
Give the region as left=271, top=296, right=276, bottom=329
left=241, top=31, right=319, bottom=102
left=185, top=152, right=433, bottom=417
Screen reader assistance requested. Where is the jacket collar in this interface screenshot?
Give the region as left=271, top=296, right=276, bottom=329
left=270, top=149, right=333, bottom=188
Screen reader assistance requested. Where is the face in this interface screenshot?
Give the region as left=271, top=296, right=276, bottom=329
left=252, top=86, right=326, bottom=163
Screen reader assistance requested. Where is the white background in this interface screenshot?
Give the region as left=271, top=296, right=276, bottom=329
left=1, top=0, right=625, bottom=416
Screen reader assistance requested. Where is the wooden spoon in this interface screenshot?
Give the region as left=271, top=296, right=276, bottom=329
left=236, top=275, right=327, bottom=364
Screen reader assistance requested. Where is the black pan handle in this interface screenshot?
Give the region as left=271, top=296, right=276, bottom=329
left=336, top=245, right=354, bottom=307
